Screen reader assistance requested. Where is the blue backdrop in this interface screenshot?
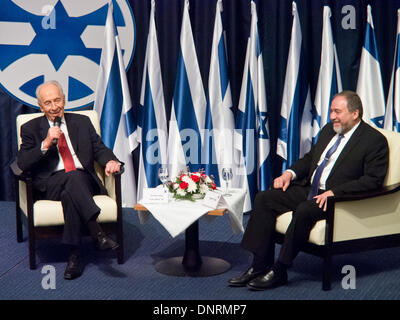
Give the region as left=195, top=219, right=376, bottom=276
left=1, top=0, right=399, bottom=201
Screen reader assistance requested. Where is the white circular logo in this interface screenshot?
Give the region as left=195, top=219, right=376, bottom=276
left=0, top=0, right=135, bottom=109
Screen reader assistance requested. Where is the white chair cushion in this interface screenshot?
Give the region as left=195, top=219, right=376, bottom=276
left=275, top=211, right=326, bottom=245
left=30, top=195, right=117, bottom=227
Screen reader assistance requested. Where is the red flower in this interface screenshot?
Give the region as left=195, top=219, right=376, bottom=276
left=179, top=182, right=189, bottom=189
left=211, top=182, right=217, bottom=190
left=191, top=175, right=200, bottom=183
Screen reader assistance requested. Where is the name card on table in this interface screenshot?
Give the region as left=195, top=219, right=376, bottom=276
left=142, top=188, right=169, bottom=204
left=202, top=191, right=223, bottom=209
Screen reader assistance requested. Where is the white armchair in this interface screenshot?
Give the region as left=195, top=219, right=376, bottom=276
left=274, top=128, right=400, bottom=290
left=11, top=110, right=124, bottom=269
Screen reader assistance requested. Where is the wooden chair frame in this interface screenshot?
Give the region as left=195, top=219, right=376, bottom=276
left=11, top=160, right=124, bottom=269
left=274, top=182, right=400, bottom=290
left=10, top=110, right=125, bottom=269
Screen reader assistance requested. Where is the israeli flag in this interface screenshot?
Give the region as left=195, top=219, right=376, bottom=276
left=312, top=5, right=342, bottom=143
left=204, top=0, right=237, bottom=188
left=384, top=9, right=400, bottom=131
left=277, top=1, right=312, bottom=171
left=356, top=5, right=385, bottom=128
left=94, top=1, right=138, bottom=207
left=168, top=0, right=207, bottom=178
left=235, top=1, right=272, bottom=212
left=137, top=0, right=168, bottom=201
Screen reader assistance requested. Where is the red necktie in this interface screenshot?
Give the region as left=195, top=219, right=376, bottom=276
left=58, top=133, right=76, bottom=172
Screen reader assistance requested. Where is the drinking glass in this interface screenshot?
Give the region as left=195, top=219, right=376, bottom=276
left=222, top=167, right=233, bottom=196
left=158, top=167, right=169, bottom=191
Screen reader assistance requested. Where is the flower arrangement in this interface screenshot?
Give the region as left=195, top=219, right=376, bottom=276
left=168, top=169, right=216, bottom=201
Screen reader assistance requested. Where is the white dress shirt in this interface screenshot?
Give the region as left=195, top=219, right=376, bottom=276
left=311, top=121, right=360, bottom=189
left=287, top=121, right=360, bottom=190
left=42, top=116, right=84, bottom=171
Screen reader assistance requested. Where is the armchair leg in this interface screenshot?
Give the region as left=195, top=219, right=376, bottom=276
left=116, top=225, right=124, bottom=264
left=28, top=233, right=36, bottom=270
left=16, top=208, right=23, bottom=243
left=117, top=246, right=124, bottom=264
left=116, top=204, right=124, bottom=264
left=322, top=254, right=332, bottom=291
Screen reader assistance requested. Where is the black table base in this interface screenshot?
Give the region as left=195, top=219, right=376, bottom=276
left=155, top=220, right=231, bottom=277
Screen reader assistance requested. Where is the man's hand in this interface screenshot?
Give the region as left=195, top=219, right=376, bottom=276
left=105, top=160, right=121, bottom=176
left=313, top=190, right=334, bottom=211
left=273, top=171, right=293, bottom=191
left=42, top=126, right=62, bottom=149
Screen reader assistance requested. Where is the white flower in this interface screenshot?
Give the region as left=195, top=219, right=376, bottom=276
left=170, top=171, right=215, bottom=200
left=187, top=180, right=197, bottom=193
left=199, top=184, right=209, bottom=194
left=181, top=175, right=190, bottom=183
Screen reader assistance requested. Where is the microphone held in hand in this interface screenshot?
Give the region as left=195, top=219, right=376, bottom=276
left=53, top=116, right=61, bottom=145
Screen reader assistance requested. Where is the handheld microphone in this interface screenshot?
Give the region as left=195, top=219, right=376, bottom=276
left=53, top=116, right=61, bottom=145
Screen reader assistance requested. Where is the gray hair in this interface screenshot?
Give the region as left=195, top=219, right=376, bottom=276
left=36, top=80, right=65, bottom=105
left=334, top=90, right=364, bottom=119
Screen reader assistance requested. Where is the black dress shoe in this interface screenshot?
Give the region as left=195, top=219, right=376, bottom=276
left=228, top=267, right=266, bottom=287
left=64, top=254, right=83, bottom=280
left=97, top=232, right=119, bottom=251
left=247, top=269, right=288, bottom=290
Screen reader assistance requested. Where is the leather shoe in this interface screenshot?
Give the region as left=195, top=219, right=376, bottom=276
left=97, top=232, right=119, bottom=251
left=247, top=269, right=288, bottom=290
left=64, top=254, right=83, bottom=280
left=228, top=267, right=266, bottom=287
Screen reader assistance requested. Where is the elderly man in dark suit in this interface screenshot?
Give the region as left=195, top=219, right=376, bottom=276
left=17, top=80, right=121, bottom=280
left=228, top=90, right=389, bottom=290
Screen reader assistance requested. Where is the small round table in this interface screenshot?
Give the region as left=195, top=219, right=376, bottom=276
left=134, top=204, right=231, bottom=277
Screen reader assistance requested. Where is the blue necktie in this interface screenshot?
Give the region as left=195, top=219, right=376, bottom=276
left=307, top=134, right=344, bottom=200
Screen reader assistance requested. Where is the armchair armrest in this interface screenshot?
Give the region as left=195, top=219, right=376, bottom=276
left=10, top=159, right=34, bottom=218
left=330, top=182, right=400, bottom=203
left=10, top=159, right=32, bottom=182
left=325, top=182, right=400, bottom=244
left=115, top=164, right=125, bottom=176
left=104, top=164, right=124, bottom=201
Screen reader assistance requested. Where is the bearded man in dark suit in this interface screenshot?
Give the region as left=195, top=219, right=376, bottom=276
left=228, top=90, right=389, bottom=290
left=17, top=80, right=122, bottom=280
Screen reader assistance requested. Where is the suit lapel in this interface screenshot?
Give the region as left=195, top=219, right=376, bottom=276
left=39, top=116, right=50, bottom=141
left=315, top=131, right=336, bottom=160
left=65, top=113, right=80, bottom=154
left=328, top=121, right=365, bottom=179
left=309, top=126, right=336, bottom=175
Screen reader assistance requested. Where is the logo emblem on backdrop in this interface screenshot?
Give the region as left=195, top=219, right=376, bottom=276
left=0, top=0, right=135, bottom=110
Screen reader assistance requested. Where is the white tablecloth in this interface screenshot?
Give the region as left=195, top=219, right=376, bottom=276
left=137, top=188, right=246, bottom=238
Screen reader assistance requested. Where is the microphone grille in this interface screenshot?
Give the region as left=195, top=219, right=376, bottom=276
left=54, top=116, right=61, bottom=126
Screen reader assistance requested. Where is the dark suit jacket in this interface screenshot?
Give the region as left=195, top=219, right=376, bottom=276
left=17, top=112, right=119, bottom=195
left=289, top=120, right=389, bottom=196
